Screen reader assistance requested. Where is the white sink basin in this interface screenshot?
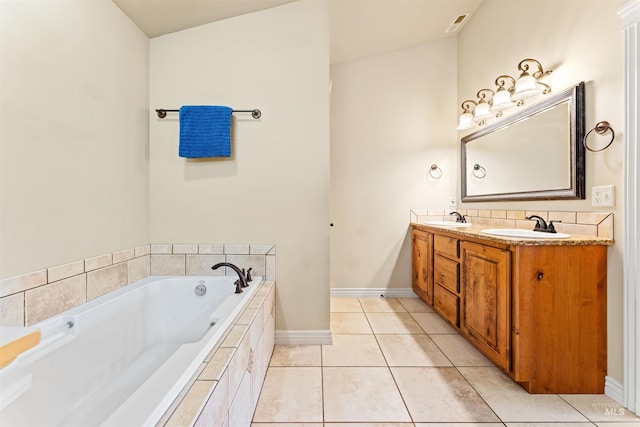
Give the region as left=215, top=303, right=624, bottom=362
left=481, top=228, right=570, bottom=239
left=424, top=221, right=472, bottom=227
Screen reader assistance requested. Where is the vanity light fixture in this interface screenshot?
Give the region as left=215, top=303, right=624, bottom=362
left=456, top=100, right=477, bottom=130
left=457, top=58, right=553, bottom=130
left=511, top=58, right=552, bottom=101
left=473, top=89, right=494, bottom=122
left=490, top=75, right=517, bottom=114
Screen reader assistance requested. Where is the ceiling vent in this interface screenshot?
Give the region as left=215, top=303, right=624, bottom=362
left=446, top=12, right=470, bottom=33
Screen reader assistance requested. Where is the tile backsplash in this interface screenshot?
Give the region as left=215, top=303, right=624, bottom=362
left=410, top=208, right=614, bottom=240
left=0, top=244, right=276, bottom=327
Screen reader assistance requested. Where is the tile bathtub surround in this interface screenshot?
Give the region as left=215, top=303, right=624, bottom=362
left=0, top=245, right=151, bottom=327
left=150, top=243, right=276, bottom=280
left=411, top=208, right=614, bottom=239
left=162, top=281, right=276, bottom=427
left=0, top=243, right=275, bottom=327
left=251, top=296, right=640, bottom=425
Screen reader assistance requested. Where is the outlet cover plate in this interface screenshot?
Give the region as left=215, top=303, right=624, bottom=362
left=592, top=185, right=615, bottom=206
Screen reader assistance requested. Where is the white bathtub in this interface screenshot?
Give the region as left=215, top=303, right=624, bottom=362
left=0, top=274, right=262, bottom=427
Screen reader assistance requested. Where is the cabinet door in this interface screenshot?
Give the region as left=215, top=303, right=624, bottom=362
left=461, top=241, right=510, bottom=370
left=412, top=229, right=434, bottom=305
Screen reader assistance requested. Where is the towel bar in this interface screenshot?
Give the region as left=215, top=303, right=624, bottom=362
left=155, top=108, right=261, bottom=119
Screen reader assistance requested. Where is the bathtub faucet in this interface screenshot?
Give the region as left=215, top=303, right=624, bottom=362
left=211, top=262, right=248, bottom=294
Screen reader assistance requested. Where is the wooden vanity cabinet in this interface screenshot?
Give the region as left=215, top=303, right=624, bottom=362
left=411, top=225, right=608, bottom=394
left=411, top=229, right=433, bottom=305
left=460, top=241, right=510, bottom=371
left=433, top=234, right=461, bottom=327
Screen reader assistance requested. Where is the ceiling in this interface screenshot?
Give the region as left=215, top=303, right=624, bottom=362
left=112, top=0, right=484, bottom=64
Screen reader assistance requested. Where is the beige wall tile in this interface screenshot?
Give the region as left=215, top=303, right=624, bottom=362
left=194, top=374, right=229, bottom=427
left=250, top=245, right=275, bottom=255
left=87, top=263, right=128, bottom=300
left=491, top=210, right=507, bottom=219
left=48, top=260, right=85, bottom=283
left=134, top=245, right=151, bottom=257
left=478, top=209, right=492, bottom=218
left=25, top=274, right=86, bottom=325
left=490, top=218, right=516, bottom=227
left=200, top=347, right=234, bottom=381
left=127, top=255, right=150, bottom=284
left=474, top=217, right=491, bottom=225
left=506, top=210, right=526, bottom=220
left=199, top=244, right=224, bottom=255
left=173, top=244, right=198, bottom=254
left=225, top=255, right=266, bottom=277
left=0, top=270, right=47, bottom=298
left=113, top=248, right=135, bottom=264
left=466, top=209, right=478, bottom=217
left=85, top=253, right=112, bottom=272
left=266, top=255, right=276, bottom=281
left=577, top=212, right=612, bottom=225
left=150, top=254, right=185, bottom=275
left=598, top=214, right=614, bottom=239
left=228, top=372, right=252, bottom=427
left=222, top=324, right=250, bottom=348
left=228, top=333, right=251, bottom=398
left=549, top=211, right=577, bottom=224
left=554, top=222, right=598, bottom=237
left=224, top=245, right=249, bottom=255
left=186, top=255, right=225, bottom=275
left=0, top=293, right=25, bottom=326
left=167, top=380, right=216, bottom=427
left=151, top=243, right=172, bottom=254
left=427, top=208, right=445, bottom=216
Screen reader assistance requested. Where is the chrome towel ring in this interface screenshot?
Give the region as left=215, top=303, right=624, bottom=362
left=583, top=121, right=615, bottom=152
left=472, top=163, right=486, bottom=179
left=428, top=164, right=442, bottom=179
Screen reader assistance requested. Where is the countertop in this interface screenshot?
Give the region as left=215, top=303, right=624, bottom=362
left=411, top=222, right=614, bottom=246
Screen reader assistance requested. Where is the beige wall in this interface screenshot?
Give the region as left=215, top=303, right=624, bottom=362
left=149, top=1, right=331, bottom=331
left=330, top=37, right=458, bottom=290
left=457, top=0, right=626, bottom=383
left=0, top=0, right=150, bottom=279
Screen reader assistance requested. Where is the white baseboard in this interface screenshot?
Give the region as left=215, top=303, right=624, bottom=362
left=275, top=329, right=333, bottom=345
left=605, top=376, right=625, bottom=405
left=330, top=287, right=417, bottom=298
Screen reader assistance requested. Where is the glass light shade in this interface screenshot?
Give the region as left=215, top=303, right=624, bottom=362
left=512, top=73, right=540, bottom=101
left=490, top=89, right=515, bottom=112
left=456, top=112, right=475, bottom=130
left=473, top=102, right=492, bottom=121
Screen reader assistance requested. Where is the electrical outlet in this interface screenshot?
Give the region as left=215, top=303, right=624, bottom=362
left=592, top=185, right=615, bottom=206
left=449, top=195, right=457, bottom=208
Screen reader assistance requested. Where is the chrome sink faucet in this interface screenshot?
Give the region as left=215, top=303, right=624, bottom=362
left=211, top=262, right=248, bottom=293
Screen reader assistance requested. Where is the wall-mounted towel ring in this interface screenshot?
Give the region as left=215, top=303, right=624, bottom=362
left=472, top=163, right=486, bottom=179
left=428, top=164, right=442, bottom=179
left=583, top=121, right=615, bottom=152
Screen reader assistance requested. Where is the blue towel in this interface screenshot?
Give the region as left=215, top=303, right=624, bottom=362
left=179, top=106, right=232, bottom=158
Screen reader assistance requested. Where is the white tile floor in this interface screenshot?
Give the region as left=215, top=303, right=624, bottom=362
left=252, top=297, right=640, bottom=426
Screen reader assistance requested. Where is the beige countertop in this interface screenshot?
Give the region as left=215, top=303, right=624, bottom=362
left=411, top=222, right=614, bottom=246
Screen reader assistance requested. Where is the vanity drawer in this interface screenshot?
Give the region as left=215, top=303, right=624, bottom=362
left=434, top=254, right=459, bottom=293
left=434, top=285, right=459, bottom=327
left=434, top=234, right=459, bottom=259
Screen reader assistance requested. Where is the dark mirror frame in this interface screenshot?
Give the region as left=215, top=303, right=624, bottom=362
left=461, top=82, right=585, bottom=202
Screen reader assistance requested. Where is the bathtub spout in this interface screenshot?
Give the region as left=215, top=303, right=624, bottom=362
left=211, top=262, right=247, bottom=294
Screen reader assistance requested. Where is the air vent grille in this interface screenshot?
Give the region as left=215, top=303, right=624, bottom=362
left=446, top=12, right=470, bottom=33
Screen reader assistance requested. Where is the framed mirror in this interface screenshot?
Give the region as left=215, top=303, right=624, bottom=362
left=461, top=82, right=585, bottom=202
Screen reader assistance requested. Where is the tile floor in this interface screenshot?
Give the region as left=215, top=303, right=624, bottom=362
left=252, top=296, right=640, bottom=426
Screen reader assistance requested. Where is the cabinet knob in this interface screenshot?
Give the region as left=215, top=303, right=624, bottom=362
left=537, top=272, right=544, bottom=280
